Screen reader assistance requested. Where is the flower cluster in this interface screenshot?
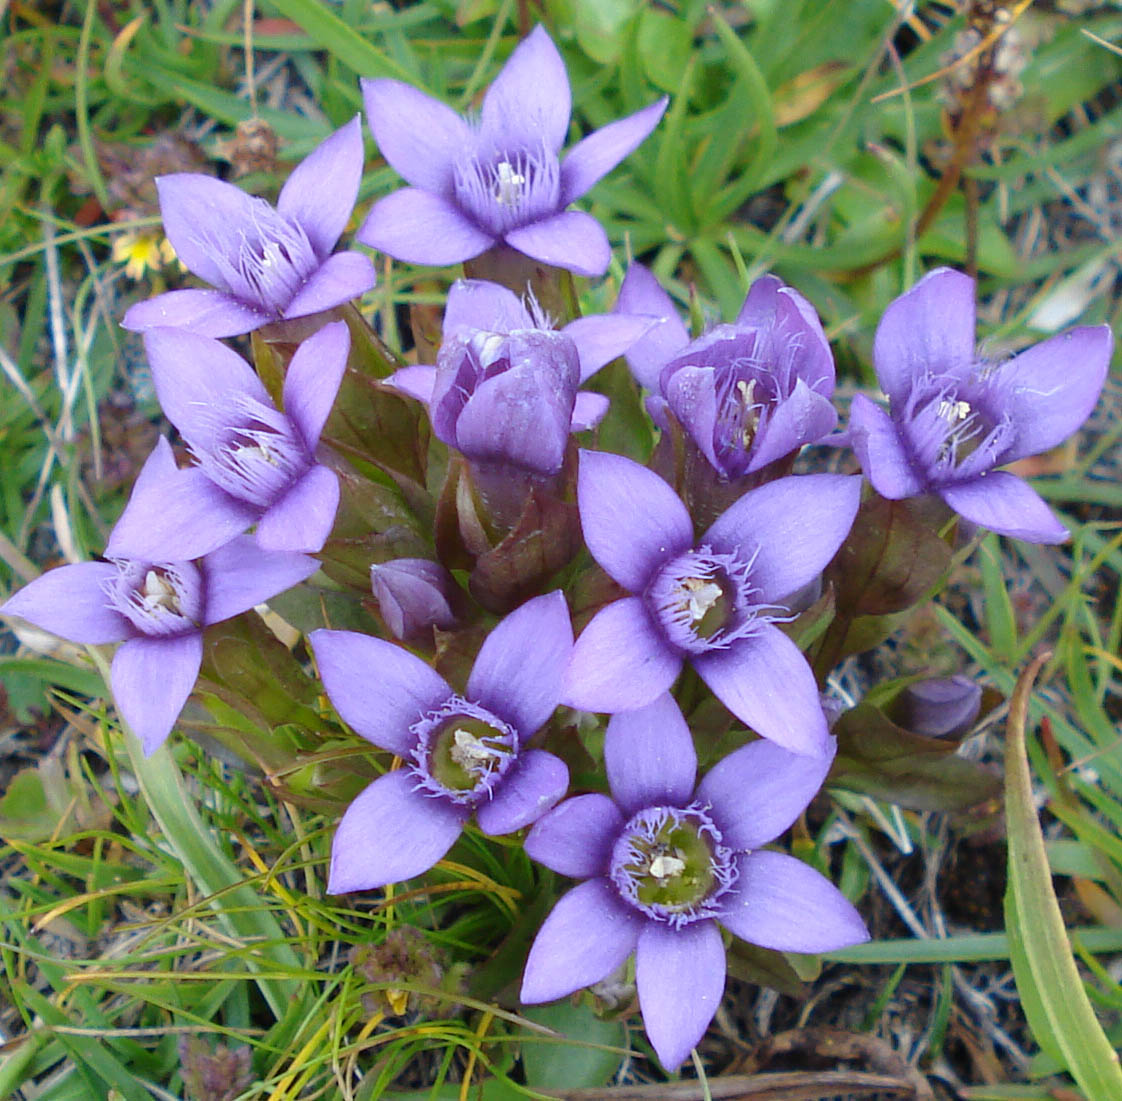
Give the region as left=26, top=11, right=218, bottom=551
left=3, top=23, right=1112, bottom=1075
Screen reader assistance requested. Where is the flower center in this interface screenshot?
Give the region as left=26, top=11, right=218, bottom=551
left=191, top=395, right=310, bottom=508
left=107, top=560, right=203, bottom=637
left=610, top=804, right=737, bottom=927
left=453, top=142, right=561, bottom=236
left=205, top=197, right=318, bottom=315
left=901, top=374, right=1014, bottom=483
left=409, top=696, right=518, bottom=806
left=646, top=545, right=772, bottom=654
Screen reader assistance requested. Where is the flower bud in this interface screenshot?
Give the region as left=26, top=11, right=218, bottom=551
left=896, top=675, right=982, bottom=739
left=371, top=558, right=458, bottom=641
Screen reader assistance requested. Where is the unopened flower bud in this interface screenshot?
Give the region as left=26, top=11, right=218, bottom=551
left=371, top=558, right=458, bottom=640
left=178, top=1036, right=252, bottom=1101
left=896, top=675, right=982, bottom=739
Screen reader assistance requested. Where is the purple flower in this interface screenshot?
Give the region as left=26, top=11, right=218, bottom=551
left=849, top=268, right=1112, bottom=543
left=310, top=592, right=573, bottom=892
left=390, top=280, right=653, bottom=473
left=1, top=445, right=318, bottom=753
left=357, top=27, right=668, bottom=276
left=106, top=324, right=349, bottom=557
left=520, top=693, right=868, bottom=1070
left=617, top=263, right=838, bottom=479
left=563, top=451, right=860, bottom=756
left=122, top=118, right=375, bottom=337
left=371, top=558, right=459, bottom=641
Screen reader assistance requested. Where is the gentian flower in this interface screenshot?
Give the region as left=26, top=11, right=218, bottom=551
left=310, top=592, right=573, bottom=892
left=390, top=279, right=654, bottom=471
left=1, top=444, right=318, bottom=753
left=370, top=558, right=459, bottom=641
left=358, top=27, right=668, bottom=276
left=563, top=451, right=860, bottom=756
left=616, top=263, right=838, bottom=479
left=521, top=693, right=868, bottom=1070
left=122, top=117, right=375, bottom=337
left=849, top=268, right=1112, bottom=543
left=106, top=323, right=349, bottom=557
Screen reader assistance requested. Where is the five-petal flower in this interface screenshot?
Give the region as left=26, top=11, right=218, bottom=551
left=357, top=27, right=667, bottom=276
left=849, top=268, right=1112, bottom=543
left=521, top=693, right=868, bottom=1070
left=122, top=117, right=376, bottom=337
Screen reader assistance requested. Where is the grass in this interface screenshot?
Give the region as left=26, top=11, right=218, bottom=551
left=2, top=0, right=1122, bottom=1097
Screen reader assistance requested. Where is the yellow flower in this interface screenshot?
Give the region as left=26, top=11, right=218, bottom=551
left=112, top=231, right=177, bottom=281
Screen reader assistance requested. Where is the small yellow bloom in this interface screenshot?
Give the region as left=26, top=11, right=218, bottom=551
left=112, top=231, right=177, bottom=281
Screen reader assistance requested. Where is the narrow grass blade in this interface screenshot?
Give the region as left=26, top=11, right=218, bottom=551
left=1004, top=652, right=1122, bottom=1099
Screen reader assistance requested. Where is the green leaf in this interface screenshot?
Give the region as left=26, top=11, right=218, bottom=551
left=1004, top=653, right=1122, bottom=1098
left=521, top=999, right=627, bottom=1089
left=263, top=0, right=414, bottom=80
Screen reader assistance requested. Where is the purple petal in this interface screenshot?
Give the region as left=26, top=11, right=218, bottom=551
left=467, top=591, right=572, bottom=737
left=476, top=749, right=568, bottom=835
left=504, top=212, right=611, bottom=278
left=328, top=771, right=467, bottom=892
left=524, top=793, right=624, bottom=878
left=704, top=474, right=861, bottom=604
left=873, top=268, right=977, bottom=403
left=605, top=693, right=696, bottom=815
left=747, top=379, right=838, bottom=473
left=309, top=629, right=451, bottom=755
left=999, top=325, right=1112, bottom=461
left=849, top=393, right=926, bottom=499
left=277, top=116, right=364, bottom=257
left=697, top=736, right=836, bottom=849
left=570, top=391, right=609, bottom=431
left=120, top=289, right=270, bottom=337
left=718, top=850, right=869, bottom=953
left=520, top=878, right=642, bottom=1003
left=939, top=473, right=1068, bottom=544
left=283, top=251, right=376, bottom=320
left=155, top=175, right=261, bottom=289
left=357, top=189, right=494, bottom=266
left=362, top=78, right=472, bottom=192
left=200, top=536, right=318, bottom=625
left=388, top=364, right=437, bottom=405
left=442, top=280, right=530, bottom=338
left=737, top=280, right=833, bottom=394
left=560, top=97, right=668, bottom=206
left=106, top=464, right=257, bottom=562
left=562, top=597, right=682, bottom=713
left=480, top=26, right=571, bottom=155
left=660, top=364, right=721, bottom=469
left=454, top=357, right=574, bottom=476
left=370, top=558, right=457, bottom=640
left=283, top=321, right=350, bottom=450
left=562, top=313, right=658, bottom=381
left=735, top=274, right=785, bottom=327
left=693, top=625, right=829, bottom=756
left=111, top=632, right=202, bottom=755
left=578, top=450, right=692, bottom=592
left=615, top=263, right=689, bottom=391
left=2, top=562, right=129, bottom=645
left=255, top=464, right=339, bottom=553
left=144, top=328, right=271, bottom=453
left=636, top=920, right=725, bottom=1071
